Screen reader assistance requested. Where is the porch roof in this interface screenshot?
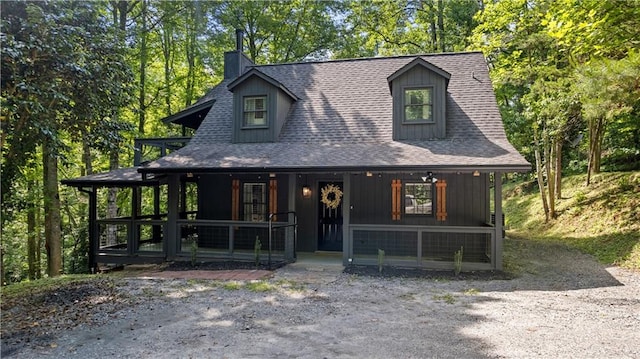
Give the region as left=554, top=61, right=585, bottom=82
left=61, top=167, right=161, bottom=188
left=138, top=139, right=530, bottom=174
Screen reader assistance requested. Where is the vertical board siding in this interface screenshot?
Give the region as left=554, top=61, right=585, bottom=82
left=233, top=77, right=274, bottom=143
left=232, top=77, right=293, bottom=143
left=350, top=173, right=488, bottom=227
left=391, top=66, right=447, bottom=140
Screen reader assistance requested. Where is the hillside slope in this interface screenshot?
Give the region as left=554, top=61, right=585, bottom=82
left=503, top=171, right=640, bottom=270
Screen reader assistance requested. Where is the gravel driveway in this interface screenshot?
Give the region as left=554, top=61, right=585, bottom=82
left=3, top=237, right=639, bottom=358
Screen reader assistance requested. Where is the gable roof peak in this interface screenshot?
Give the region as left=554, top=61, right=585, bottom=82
left=386, top=57, right=452, bottom=91
left=227, top=67, right=298, bottom=100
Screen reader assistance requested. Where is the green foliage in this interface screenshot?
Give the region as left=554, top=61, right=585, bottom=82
left=504, top=171, right=640, bottom=270
left=377, top=248, right=385, bottom=273
left=254, top=236, right=262, bottom=267
left=453, top=246, right=463, bottom=275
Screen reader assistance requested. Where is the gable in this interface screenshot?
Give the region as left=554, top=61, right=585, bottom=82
left=228, top=72, right=296, bottom=143
left=388, top=58, right=449, bottom=140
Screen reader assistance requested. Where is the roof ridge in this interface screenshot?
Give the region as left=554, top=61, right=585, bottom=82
left=251, top=51, right=484, bottom=68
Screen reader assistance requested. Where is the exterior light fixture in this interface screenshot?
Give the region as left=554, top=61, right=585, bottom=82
left=302, top=186, right=312, bottom=198
left=473, top=170, right=480, bottom=177
left=366, top=171, right=373, bottom=177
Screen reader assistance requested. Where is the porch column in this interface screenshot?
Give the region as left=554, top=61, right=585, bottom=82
left=166, top=174, right=180, bottom=259
left=494, top=172, right=504, bottom=270
left=287, top=173, right=296, bottom=261
left=87, top=187, right=98, bottom=273
left=342, top=173, right=351, bottom=265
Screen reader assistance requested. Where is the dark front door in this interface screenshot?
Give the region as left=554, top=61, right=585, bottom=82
left=317, top=181, right=343, bottom=251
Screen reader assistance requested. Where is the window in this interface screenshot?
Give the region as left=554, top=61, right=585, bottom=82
left=243, top=96, right=267, bottom=127
left=404, top=183, right=432, bottom=215
left=243, top=183, right=266, bottom=221
left=404, top=88, right=433, bottom=122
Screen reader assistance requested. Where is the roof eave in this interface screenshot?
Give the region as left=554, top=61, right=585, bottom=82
left=138, top=164, right=531, bottom=175
left=161, top=99, right=215, bottom=128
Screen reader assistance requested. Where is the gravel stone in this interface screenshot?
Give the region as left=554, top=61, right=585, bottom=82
left=2, top=237, right=639, bottom=358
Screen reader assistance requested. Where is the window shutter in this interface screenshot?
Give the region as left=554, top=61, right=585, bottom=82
left=231, top=179, right=240, bottom=221
left=269, top=179, right=277, bottom=221
left=392, top=179, right=402, bottom=221
left=436, top=180, right=447, bottom=221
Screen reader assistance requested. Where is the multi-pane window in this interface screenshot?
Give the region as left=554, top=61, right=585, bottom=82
left=243, top=183, right=266, bottom=221
left=404, top=183, right=433, bottom=215
left=243, top=96, right=267, bottom=126
left=404, top=88, right=433, bottom=122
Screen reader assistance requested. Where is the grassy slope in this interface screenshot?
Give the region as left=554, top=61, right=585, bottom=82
left=503, top=171, right=640, bottom=270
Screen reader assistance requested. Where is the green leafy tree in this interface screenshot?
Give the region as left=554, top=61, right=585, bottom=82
left=1, top=1, right=134, bottom=277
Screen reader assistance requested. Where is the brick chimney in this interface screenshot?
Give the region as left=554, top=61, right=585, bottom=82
left=224, top=29, right=254, bottom=79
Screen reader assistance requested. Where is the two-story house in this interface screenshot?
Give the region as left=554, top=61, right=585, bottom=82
left=63, top=31, right=530, bottom=272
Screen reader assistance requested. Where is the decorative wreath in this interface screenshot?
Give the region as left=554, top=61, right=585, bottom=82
left=320, top=184, right=343, bottom=209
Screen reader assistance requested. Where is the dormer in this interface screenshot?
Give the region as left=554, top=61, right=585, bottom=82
left=227, top=68, right=297, bottom=143
left=387, top=58, right=451, bottom=140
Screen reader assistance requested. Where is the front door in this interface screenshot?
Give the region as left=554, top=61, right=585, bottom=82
left=317, top=181, right=343, bottom=251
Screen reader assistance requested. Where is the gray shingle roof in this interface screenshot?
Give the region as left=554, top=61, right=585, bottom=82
left=142, top=52, right=530, bottom=173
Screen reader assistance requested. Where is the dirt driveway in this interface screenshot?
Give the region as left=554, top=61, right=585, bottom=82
left=2, top=238, right=639, bottom=358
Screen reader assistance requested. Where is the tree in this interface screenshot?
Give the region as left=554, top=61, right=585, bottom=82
left=1, top=1, right=134, bottom=277
left=574, top=53, right=640, bottom=184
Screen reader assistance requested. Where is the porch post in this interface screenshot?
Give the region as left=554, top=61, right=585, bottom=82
left=342, top=173, right=351, bottom=265
left=287, top=173, right=296, bottom=261
left=87, top=187, right=98, bottom=273
left=494, top=172, right=504, bottom=270
left=166, top=174, right=180, bottom=259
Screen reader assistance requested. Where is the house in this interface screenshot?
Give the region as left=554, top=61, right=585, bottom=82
left=63, top=31, right=530, bottom=272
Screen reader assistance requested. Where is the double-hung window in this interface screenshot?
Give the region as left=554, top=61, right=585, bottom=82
left=404, top=182, right=433, bottom=215
left=243, top=183, right=266, bottom=222
left=404, top=88, right=433, bottom=122
left=243, top=96, right=267, bottom=127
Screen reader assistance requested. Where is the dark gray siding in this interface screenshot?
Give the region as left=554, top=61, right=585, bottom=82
left=391, top=66, right=447, bottom=140
left=223, top=51, right=254, bottom=79
left=232, top=77, right=293, bottom=143
left=350, top=173, right=489, bottom=226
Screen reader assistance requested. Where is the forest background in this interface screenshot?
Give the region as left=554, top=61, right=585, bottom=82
left=1, top=0, right=639, bottom=283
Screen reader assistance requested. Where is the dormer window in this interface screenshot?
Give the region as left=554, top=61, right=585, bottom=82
left=404, top=87, right=433, bottom=123
left=243, top=96, right=267, bottom=127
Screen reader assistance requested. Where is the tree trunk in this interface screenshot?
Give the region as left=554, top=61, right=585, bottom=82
left=545, top=136, right=556, bottom=219
left=27, top=179, right=37, bottom=280
left=534, top=131, right=550, bottom=222
left=82, top=139, right=93, bottom=176
left=138, top=0, right=148, bottom=134
left=425, top=0, right=437, bottom=51
left=43, top=142, right=62, bottom=277
left=437, top=0, right=445, bottom=52
left=184, top=3, right=197, bottom=107
left=586, top=117, right=605, bottom=185
left=555, top=139, right=562, bottom=199
left=107, top=151, right=119, bottom=246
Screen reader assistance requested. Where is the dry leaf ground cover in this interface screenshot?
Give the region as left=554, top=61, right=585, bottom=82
left=2, top=237, right=639, bottom=358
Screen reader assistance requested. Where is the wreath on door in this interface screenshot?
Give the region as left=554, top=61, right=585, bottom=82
left=320, top=184, right=343, bottom=209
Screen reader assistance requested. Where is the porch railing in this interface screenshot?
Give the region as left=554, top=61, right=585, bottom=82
left=133, top=137, right=190, bottom=166
left=349, top=224, right=496, bottom=270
